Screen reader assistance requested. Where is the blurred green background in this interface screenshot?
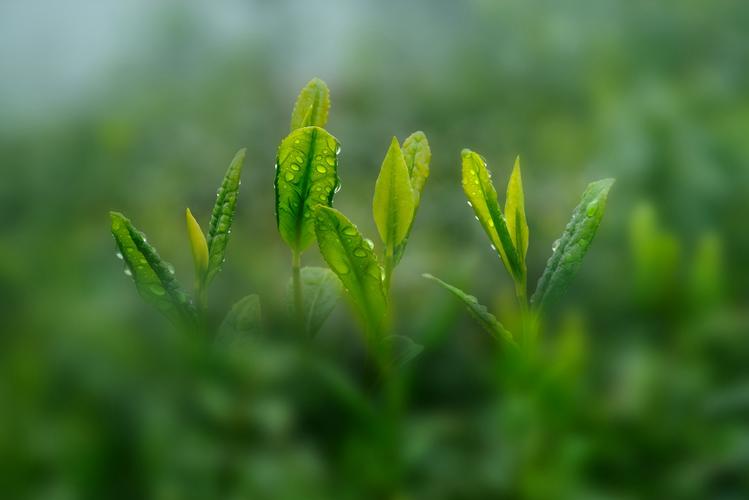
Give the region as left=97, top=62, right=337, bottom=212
left=1, top=0, right=748, bottom=498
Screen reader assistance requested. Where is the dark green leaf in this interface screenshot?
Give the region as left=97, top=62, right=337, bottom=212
left=314, top=206, right=387, bottom=337
left=286, top=266, right=342, bottom=336
left=290, top=78, right=330, bottom=131
left=219, top=294, right=262, bottom=342
left=423, top=273, right=514, bottom=345
left=275, top=126, right=340, bottom=253
left=110, top=211, right=195, bottom=324
left=385, top=335, right=424, bottom=368
left=206, top=148, right=245, bottom=285
left=531, top=178, right=615, bottom=311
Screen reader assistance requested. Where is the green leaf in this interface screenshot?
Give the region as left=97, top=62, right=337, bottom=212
left=110, top=211, right=195, bottom=324
left=286, top=266, right=343, bottom=336
left=531, top=178, right=615, bottom=311
left=218, top=294, right=262, bottom=343
left=402, top=131, right=431, bottom=207
left=385, top=335, right=424, bottom=368
left=290, top=78, right=330, bottom=131
left=206, top=148, right=246, bottom=285
left=394, top=131, right=431, bottom=265
left=275, top=126, right=341, bottom=253
left=423, top=273, right=514, bottom=345
left=505, top=156, right=528, bottom=275
left=461, top=149, right=522, bottom=281
left=373, top=137, right=415, bottom=250
left=314, top=206, right=387, bottom=337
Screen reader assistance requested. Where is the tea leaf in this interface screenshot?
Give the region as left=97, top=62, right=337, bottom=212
left=423, top=273, right=514, bottom=345
left=276, top=126, right=340, bottom=253
left=394, top=131, right=431, bottom=265
left=286, top=266, right=343, bottom=336
left=206, top=148, right=246, bottom=286
left=461, top=149, right=522, bottom=281
left=290, top=78, right=331, bottom=131
left=402, top=131, right=431, bottom=207
left=314, top=206, right=387, bottom=336
left=531, top=178, right=615, bottom=311
left=185, top=208, right=209, bottom=283
left=504, top=156, right=528, bottom=274
left=373, top=137, right=415, bottom=250
left=218, top=294, right=262, bottom=343
left=110, top=211, right=195, bottom=323
left=385, top=334, right=424, bottom=368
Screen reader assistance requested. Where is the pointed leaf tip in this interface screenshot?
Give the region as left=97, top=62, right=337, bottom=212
left=186, top=208, right=209, bottom=281
left=290, top=78, right=331, bottom=131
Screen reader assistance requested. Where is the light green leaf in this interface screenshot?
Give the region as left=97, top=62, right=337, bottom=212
left=110, top=211, right=195, bottom=324
left=290, top=78, right=330, bottom=131
left=275, top=126, right=340, bottom=253
left=314, top=207, right=387, bottom=337
left=402, top=131, right=431, bottom=207
left=186, top=207, right=209, bottom=284
left=461, top=149, right=521, bottom=282
left=206, top=148, right=245, bottom=285
left=218, top=294, right=262, bottom=343
left=373, top=137, right=415, bottom=250
left=505, top=156, right=528, bottom=275
left=531, top=178, right=615, bottom=311
left=286, top=266, right=343, bottom=336
left=423, top=273, right=514, bottom=345
left=394, top=131, right=431, bottom=265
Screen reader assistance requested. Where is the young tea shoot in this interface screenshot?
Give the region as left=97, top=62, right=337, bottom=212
left=315, top=133, right=430, bottom=367
left=274, top=78, right=342, bottom=335
left=110, top=148, right=251, bottom=333
left=425, top=150, right=613, bottom=350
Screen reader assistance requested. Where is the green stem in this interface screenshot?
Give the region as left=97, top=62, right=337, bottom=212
left=515, top=276, right=531, bottom=351
left=291, top=250, right=304, bottom=334
left=383, top=245, right=395, bottom=296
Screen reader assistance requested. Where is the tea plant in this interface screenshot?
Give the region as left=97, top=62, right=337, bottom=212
left=110, top=149, right=259, bottom=334
left=314, top=132, right=430, bottom=365
left=274, top=78, right=343, bottom=336
left=425, top=150, right=614, bottom=349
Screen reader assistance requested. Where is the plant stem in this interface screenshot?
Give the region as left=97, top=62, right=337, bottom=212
left=515, top=277, right=531, bottom=350
left=291, top=249, right=304, bottom=334
left=383, top=245, right=395, bottom=296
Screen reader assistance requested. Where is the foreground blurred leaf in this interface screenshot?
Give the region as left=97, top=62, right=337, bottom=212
left=385, top=335, right=424, bottom=368
left=219, top=294, right=262, bottom=342
left=461, top=149, right=521, bottom=281
left=290, top=77, right=330, bottom=131
left=394, top=131, right=431, bottom=265
left=286, top=266, right=343, bottom=336
left=206, top=148, right=245, bottom=285
left=423, top=274, right=514, bottom=345
left=504, top=156, right=528, bottom=276
left=275, top=127, right=340, bottom=253
left=314, top=207, right=387, bottom=336
left=110, top=211, right=195, bottom=323
left=531, top=178, right=615, bottom=311
left=373, top=137, right=415, bottom=250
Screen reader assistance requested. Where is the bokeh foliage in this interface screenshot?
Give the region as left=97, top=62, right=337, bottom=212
left=1, top=0, right=748, bottom=498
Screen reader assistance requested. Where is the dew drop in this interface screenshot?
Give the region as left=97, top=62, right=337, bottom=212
left=285, top=172, right=295, bottom=181
left=353, top=248, right=367, bottom=257
left=586, top=201, right=599, bottom=217
left=149, top=284, right=166, bottom=296
left=326, top=157, right=335, bottom=166
left=124, top=268, right=132, bottom=277
left=466, top=201, right=473, bottom=208
left=334, top=262, right=350, bottom=274
left=316, top=165, right=327, bottom=174
left=290, top=163, right=300, bottom=171
left=364, top=238, right=375, bottom=250
left=116, top=252, right=123, bottom=260
left=343, top=227, right=357, bottom=236
left=552, top=239, right=561, bottom=252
